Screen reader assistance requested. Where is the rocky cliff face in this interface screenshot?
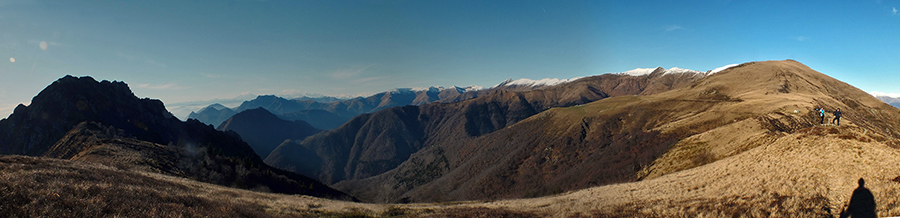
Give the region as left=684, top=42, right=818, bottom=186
left=0, top=76, right=175, bottom=156
left=0, top=75, right=354, bottom=200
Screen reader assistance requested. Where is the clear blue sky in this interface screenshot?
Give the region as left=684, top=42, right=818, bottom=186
left=2, top=0, right=899, bottom=119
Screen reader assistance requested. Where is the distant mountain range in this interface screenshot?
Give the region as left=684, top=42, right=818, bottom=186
left=4, top=62, right=900, bottom=216
left=217, top=107, right=321, bottom=159
left=0, top=76, right=354, bottom=200
left=188, top=69, right=719, bottom=131
left=873, top=93, right=900, bottom=109
left=188, top=85, right=484, bottom=130
left=265, top=61, right=900, bottom=204
left=263, top=67, right=713, bottom=202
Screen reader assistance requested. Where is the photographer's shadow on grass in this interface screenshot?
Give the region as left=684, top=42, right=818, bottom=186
left=840, top=178, right=876, bottom=218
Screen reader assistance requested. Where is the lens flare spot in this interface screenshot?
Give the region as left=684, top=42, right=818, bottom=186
left=40, top=41, right=48, bottom=50
left=9, top=57, right=14, bottom=63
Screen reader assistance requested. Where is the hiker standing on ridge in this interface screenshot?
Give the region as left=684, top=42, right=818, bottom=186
left=816, top=108, right=826, bottom=124
left=832, top=108, right=843, bottom=126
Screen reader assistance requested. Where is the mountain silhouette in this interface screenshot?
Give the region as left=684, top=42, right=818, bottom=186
left=216, top=107, right=321, bottom=159
left=187, top=103, right=235, bottom=128
left=0, top=75, right=353, bottom=200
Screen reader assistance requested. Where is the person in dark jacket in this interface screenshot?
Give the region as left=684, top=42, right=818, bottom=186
left=832, top=108, right=843, bottom=126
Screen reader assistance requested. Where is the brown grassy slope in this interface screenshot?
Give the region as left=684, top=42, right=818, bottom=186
left=640, top=60, right=900, bottom=179
left=352, top=60, right=899, bottom=215
left=16, top=128, right=900, bottom=218
left=335, top=60, right=900, bottom=204
left=43, top=121, right=355, bottom=200
left=268, top=72, right=706, bottom=203
left=0, top=155, right=542, bottom=218
left=479, top=125, right=900, bottom=217
left=393, top=95, right=714, bottom=202
left=0, top=155, right=284, bottom=218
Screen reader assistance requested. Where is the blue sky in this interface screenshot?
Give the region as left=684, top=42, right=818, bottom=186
left=1, top=0, right=899, bottom=119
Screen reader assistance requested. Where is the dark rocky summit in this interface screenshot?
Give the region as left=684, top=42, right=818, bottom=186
left=0, top=75, right=354, bottom=200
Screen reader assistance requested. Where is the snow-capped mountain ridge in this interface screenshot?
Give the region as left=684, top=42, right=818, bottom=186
left=663, top=67, right=703, bottom=75
left=617, top=67, right=705, bottom=77
left=614, top=63, right=743, bottom=77
left=619, top=67, right=665, bottom=77
left=492, top=77, right=584, bottom=89
left=489, top=63, right=740, bottom=91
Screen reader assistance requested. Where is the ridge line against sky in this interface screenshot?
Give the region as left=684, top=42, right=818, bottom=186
left=2, top=0, right=900, bottom=119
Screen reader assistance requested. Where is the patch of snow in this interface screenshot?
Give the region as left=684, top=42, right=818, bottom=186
left=870, top=91, right=900, bottom=98
left=494, top=77, right=583, bottom=88
left=616, top=67, right=702, bottom=76
left=710, top=64, right=739, bottom=74
left=463, top=85, right=483, bottom=92
left=619, top=68, right=659, bottom=76
left=664, top=67, right=702, bottom=75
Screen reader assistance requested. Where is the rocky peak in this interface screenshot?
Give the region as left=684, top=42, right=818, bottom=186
left=0, top=75, right=175, bottom=156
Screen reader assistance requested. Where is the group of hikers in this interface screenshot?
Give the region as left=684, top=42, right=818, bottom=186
left=815, top=107, right=843, bottom=126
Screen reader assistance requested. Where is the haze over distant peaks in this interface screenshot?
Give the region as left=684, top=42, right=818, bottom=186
left=188, top=84, right=488, bottom=130
left=391, top=85, right=486, bottom=94
left=872, top=91, right=900, bottom=109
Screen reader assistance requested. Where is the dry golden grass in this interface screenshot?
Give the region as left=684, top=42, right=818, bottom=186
left=0, top=155, right=544, bottom=217
left=12, top=130, right=896, bottom=217
left=468, top=130, right=900, bottom=217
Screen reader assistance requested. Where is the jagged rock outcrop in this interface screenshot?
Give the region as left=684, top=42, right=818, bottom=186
left=0, top=75, right=354, bottom=200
